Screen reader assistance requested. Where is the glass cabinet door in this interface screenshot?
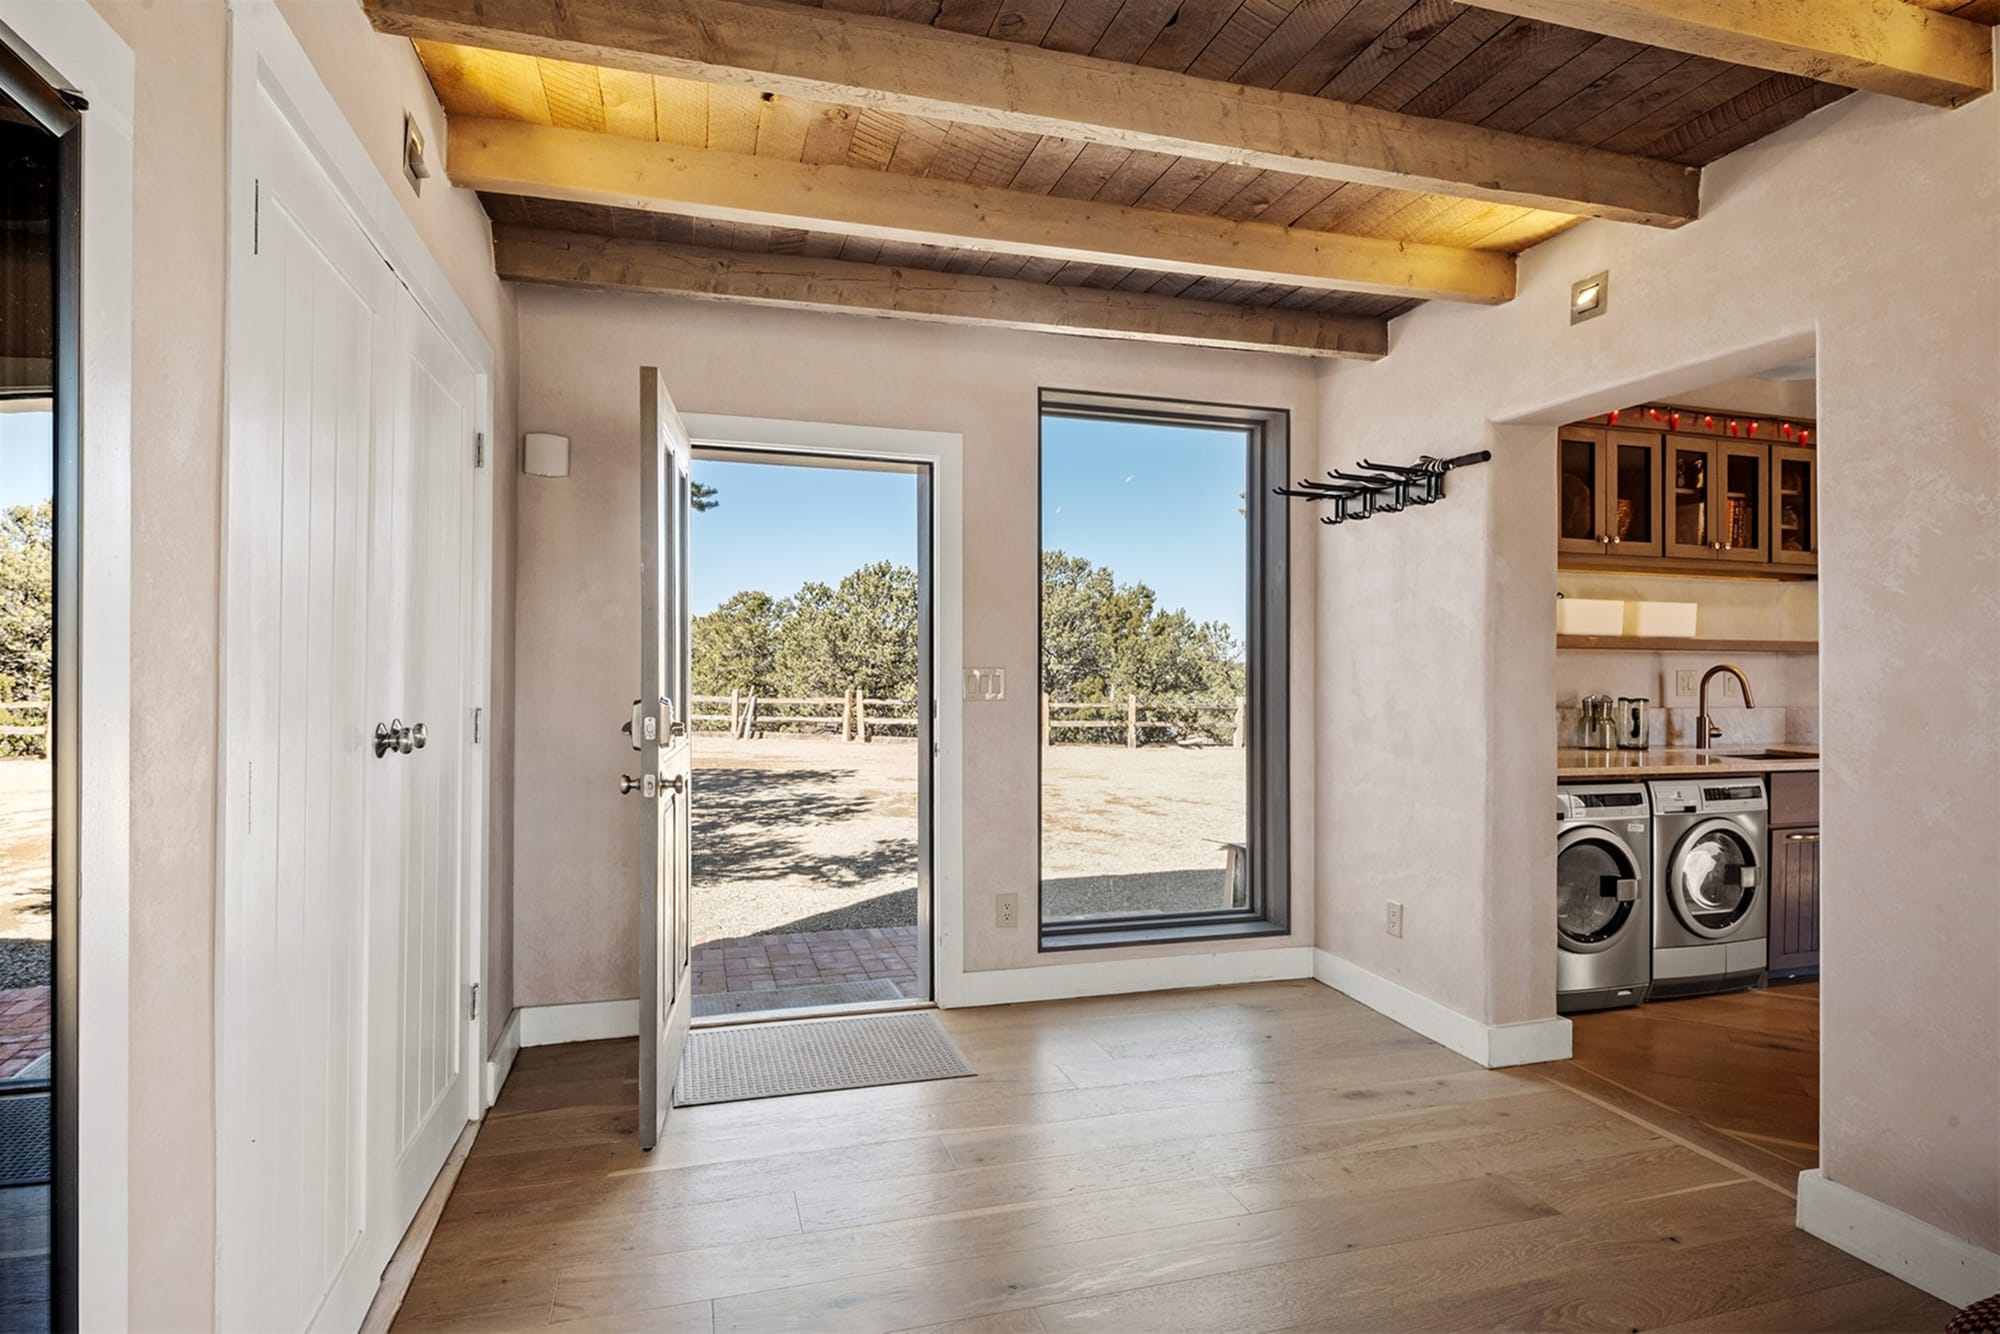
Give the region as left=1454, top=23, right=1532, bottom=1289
left=1663, top=435, right=1716, bottom=559
left=1771, top=444, right=1818, bottom=567
left=1604, top=430, right=1662, bottom=558
left=1716, top=442, right=1769, bottom=563
left=1557, top=426, right=1607, bottom=555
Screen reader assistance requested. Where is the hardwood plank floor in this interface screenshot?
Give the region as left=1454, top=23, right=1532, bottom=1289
left=393, top=980, right=1949, bottom=1333
left=1561, top=981, right=1820, bottom=1190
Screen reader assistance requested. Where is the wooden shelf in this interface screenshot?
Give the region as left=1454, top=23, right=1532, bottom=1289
left=1560, top=554, right=1817, bottom=581
left=1559, top=635, right=1819, bottom=653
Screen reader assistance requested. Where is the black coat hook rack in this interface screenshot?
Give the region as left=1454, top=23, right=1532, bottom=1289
left=1274, top=450, right=1491, bottom=525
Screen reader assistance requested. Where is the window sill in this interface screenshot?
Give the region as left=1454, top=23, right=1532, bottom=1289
left=1038, top=917, right=1291, bottom=953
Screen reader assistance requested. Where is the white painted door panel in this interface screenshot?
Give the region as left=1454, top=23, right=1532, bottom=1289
left=220, top=83, right=385, bottom=1334
left=638, top=369, right=695, bottom=1150
left=376, top=288, right=475, bottom=1221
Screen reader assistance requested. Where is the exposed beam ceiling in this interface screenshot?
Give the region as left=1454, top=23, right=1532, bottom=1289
left=451, top=118, right=1518, bottom=305
left=1468, top=1, right=1992, bottom=107
left=492, top=227, right=1390, bottom=358
left=364, top=0, right=1700, bottom=227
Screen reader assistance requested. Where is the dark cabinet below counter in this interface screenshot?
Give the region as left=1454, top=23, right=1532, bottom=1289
left=1768, top=770, right=1820, bottom=977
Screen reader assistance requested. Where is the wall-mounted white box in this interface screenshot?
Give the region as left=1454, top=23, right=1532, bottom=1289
left=523, top=431, right=571, bottom=477
left=1556, top=597, right=1623, bottom=636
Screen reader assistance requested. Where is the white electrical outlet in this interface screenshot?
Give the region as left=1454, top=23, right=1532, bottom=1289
left=1675, top=669, right=1698, bottom=699
left=1386, top=900, right=1404, bottom=938
left=1720, top=673, right=1740, bottom=701
left=996, top=893, right=1019, bottom=928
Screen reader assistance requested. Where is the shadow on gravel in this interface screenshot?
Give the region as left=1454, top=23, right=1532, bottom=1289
left=765, top=888, right=919, bottom=935
left=692, top=764, right=915, bottom=888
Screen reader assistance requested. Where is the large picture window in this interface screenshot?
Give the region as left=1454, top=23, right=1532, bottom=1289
left=1038, top=391, right=1289, bottom=949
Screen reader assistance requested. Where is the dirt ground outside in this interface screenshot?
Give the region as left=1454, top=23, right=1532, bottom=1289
left=0, top=761, right=51, bottom=990
left=690, top=734, right=1247, bottom=944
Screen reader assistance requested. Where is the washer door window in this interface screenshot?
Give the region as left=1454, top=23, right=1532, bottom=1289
left=1666, top=819, right=1760, bottom=937
left=1556, top=829, right=1640, bottom=952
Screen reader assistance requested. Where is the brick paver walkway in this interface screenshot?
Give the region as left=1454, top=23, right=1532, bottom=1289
left=0, top=986, right=51, bottom=1078
left=691, top=926, right=919, bottom=998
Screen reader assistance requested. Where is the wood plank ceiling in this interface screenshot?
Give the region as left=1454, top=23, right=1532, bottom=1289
left=385, top=0, right=1997, bottom=356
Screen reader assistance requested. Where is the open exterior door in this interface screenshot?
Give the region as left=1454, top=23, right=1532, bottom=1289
left=634, top=367, right=695, bottom=1150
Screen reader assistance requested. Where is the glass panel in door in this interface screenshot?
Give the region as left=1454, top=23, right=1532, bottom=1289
left=1664, top=436, right=1715, bottom=559
left=1773, top=446, right=1817, bottom=566
left=1556, top=837, right=1636, bottom=946
left=1717, top=445, right=1768, bottom=563
left=1606, top=430, right=1660, bottom=556
left=1557, top=427, right=1606, bottom=555
left=1671, top=827, right=1758, bottom=934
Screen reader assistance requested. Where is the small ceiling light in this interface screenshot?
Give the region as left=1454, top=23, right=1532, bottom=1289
left=1570, top=271, right=1608, bottom=324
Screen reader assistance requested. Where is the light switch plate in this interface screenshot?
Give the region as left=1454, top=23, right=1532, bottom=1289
left=1675, top=670, right=1698, bottom=700
left=964, top=668, right=1005, bottom=701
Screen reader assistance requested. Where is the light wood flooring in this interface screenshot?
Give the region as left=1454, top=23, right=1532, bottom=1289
left=1560, top=981, right=1820, bottom=1193
left=393, top=980, right=1949, bottom=1333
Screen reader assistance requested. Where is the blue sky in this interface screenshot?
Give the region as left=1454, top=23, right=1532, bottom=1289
left=691, top=417, right=1249, bottom=635
left=0, top=411, right=54, bottom=509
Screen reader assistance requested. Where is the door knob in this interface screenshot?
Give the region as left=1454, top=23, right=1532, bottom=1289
left=375, top=719, right=418, bottom=758
left=662, top=774, right=685, bottom=795
left=409, top=723, right=427, bottom=751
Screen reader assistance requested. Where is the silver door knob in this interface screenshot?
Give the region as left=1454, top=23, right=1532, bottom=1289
left=620, top=774, right=642, bottom=794
left=662, top=774, right=685, bottom=795
left=375, top=719, right=416, bottom=758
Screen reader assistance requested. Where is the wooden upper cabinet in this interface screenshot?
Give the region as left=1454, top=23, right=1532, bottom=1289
left=1559, top=413, right=1815, bottom=577
left=1557, top=426, right=1663, bottom=558
left=1665, top=434, right=1770, bottom=563
left=1557, top=425, right=1609, bottom=556
left=1771, top=444, right=1819, bottom=567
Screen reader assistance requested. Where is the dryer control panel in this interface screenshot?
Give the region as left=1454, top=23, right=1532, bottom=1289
left=1651, top=779, right=1766, bottom=815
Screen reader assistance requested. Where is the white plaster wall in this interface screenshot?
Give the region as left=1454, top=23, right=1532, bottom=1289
left=510, top=287, right=1319, bottom=1005
left=1316, top=89, right=2000, bottom=1253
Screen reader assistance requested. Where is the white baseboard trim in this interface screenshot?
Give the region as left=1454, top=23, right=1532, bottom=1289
left=482, top=1009, right=521, bottom=1107
left=1797, top=1168, right=2000, bottom=1308
left=943, top=946, right=1313, bottom=1008
left=518, top=999, right=640, bottom=1047
left=1312, top=950, right=1571, bottom=1068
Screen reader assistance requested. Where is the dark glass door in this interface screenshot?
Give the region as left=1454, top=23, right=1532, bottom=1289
left=1556, top=831, right=1640, bottom=950
left=1, top=38, right=77, bottom=1334
left=1668, top=822, right=1760, bottom=936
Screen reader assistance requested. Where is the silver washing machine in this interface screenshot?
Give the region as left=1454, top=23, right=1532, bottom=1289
left=1648, top=777, right=1769, bottom=998
left=1556, top=783, right=1652, bottom=1013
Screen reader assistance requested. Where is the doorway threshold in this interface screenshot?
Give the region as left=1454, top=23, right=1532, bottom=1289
left=691, top=998, right=937, bottom=1030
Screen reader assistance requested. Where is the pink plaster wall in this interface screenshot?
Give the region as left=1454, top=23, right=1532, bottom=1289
left=1318, top=87, right=2000, bottom=1253
left=510, top=290, right=1320, bottom=1006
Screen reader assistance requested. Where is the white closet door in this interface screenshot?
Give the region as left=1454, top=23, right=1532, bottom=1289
left=219, top=82, right=387, bottom=1334
left=366, top=285, right=477, bottom=1241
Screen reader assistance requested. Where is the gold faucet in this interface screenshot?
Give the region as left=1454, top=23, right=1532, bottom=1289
left=1697, top=664, right=1755, bottom=750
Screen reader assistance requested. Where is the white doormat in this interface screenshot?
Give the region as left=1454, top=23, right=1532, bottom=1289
left=674, top=1012, right=975, bottom=1106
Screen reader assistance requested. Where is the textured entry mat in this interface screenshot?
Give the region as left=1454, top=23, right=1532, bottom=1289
left=675, top=1012, right=975, bottom=1106
left=692, top=978, right=903, bottom=1019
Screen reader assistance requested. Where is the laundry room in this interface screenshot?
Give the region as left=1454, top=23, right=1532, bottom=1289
left=1549, top=364, right=1824, bottom=1190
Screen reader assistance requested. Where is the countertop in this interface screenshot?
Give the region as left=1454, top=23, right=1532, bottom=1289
left=1557, top=745, right=1820, bottom=780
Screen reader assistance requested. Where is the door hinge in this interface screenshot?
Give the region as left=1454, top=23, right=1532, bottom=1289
left=472, top=705, right=483, bottom=744
left=469, top=983, right=479, bottom=1021
left=474, top=432, right=485, bottom=469
left=252, top=179, right=260, bottom=256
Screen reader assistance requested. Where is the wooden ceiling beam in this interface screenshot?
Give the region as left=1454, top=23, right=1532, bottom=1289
left=491, top=226, right=1390, bottom=358
left=362, top=0, right=1700, bottom=226
left=1468, top=1, right=1991, bottom=107
left=450, top=118, right=1517, bottom=304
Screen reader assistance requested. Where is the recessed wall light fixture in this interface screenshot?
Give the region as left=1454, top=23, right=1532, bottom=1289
left=403, top=112, right=431, bottom=195
left=1570, top=271, right=1608, bottom=324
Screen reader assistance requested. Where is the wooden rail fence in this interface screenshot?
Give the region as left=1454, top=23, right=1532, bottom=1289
left=1041, top=693, right=1246, bottom=749
left=691, top=690, right=1245, bottom=747
left=0, top=701, right=50, bottom=753
left=692, top=689, right=918, bottom=741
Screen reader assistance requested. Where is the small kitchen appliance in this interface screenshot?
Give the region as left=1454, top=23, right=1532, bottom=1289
left=1579, top=695, right=1617, bottom=750
left=1616, top=697, right=1650, bottom=750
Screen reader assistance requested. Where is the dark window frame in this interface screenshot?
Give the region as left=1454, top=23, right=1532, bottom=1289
left=1035, top=389, right=1291, bottom=951
left=1, top=32, right=83, bottom=1334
